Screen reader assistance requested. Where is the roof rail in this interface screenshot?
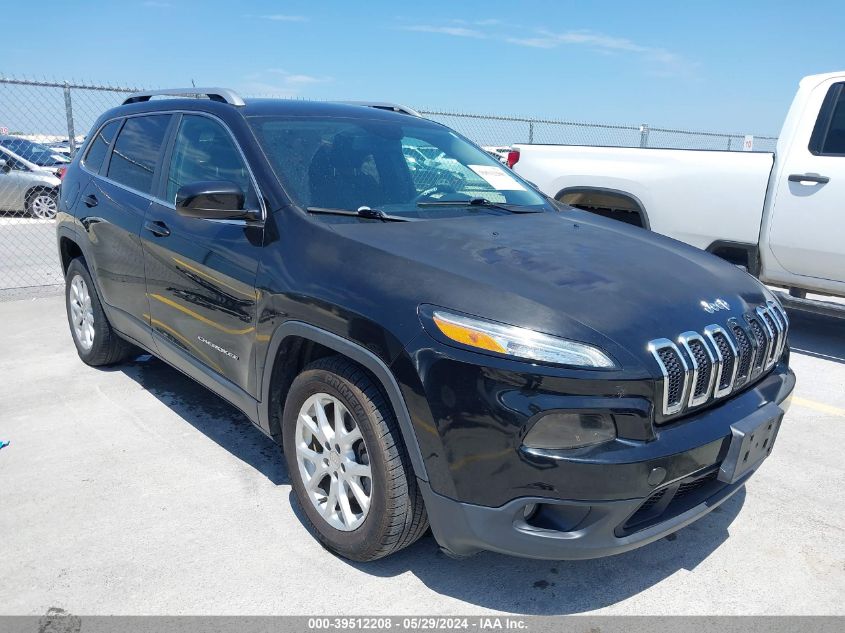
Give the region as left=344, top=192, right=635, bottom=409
left=122, top=87, right=245, bottom=107
left=341, top=101, right=422, bottom=117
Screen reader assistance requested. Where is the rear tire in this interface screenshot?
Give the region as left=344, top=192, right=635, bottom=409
left=282, top=356, right=428, bottom=561
left=65, top=257, right=136, bottom=366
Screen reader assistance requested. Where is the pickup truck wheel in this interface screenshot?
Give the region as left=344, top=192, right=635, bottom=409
left=65, top=258, right=136, bottom=366
left=26, top=188, right=58, bottom=219
left=283, top=356, right=429, bottom=561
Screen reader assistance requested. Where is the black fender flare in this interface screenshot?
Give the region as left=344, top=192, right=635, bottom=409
left=56, top=224, right=91, bottom=276
left=705, top=240, right=761, bottom=277
left=259, top=321, right=429, bottom=482
left=56, top=224, right=104, bottom=288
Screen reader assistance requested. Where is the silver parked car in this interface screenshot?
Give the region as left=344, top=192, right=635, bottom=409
left=0, top=137, right=67, bottom=218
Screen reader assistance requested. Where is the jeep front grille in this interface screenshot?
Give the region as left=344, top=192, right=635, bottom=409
left=649, top=304, right=788, bottom=419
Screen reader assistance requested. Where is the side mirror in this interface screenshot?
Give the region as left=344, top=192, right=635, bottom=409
left=174, top=181, right=259, bottom=221
left=0, top=158, right=8, bottom=173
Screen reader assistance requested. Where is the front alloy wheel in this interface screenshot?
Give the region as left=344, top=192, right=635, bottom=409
left=295, top=393, right=373, bottom=531
left=282, top=356, right=429, bottom=561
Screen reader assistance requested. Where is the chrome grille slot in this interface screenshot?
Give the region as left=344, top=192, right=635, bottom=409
left=756, top=306, right=777, bottom=369
left=689, top=341, right=712, bottom=398
left=704, top=325, right=738, bottom=398
left=747, top=316, right=768, bottom=374
left=677, top=332, right=715, bottom=407
left=649, top=339, right=690, bottom=416
left=772, top=301, right=789, bottom=328
left=762, top=309, right=780, bottom=364
left=714, top=336, right=734, bottom=388
left=730, top=323, right=754, bottom=387
left=658, top=349, right=684, bottom=405
left=766, top=300, right=787, bottom=359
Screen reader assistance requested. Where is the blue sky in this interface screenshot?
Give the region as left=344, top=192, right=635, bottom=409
left=4, top=0, right=845, bottom=134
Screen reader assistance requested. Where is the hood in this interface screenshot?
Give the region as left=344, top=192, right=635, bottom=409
left=325, top=210, right=770, bottom=370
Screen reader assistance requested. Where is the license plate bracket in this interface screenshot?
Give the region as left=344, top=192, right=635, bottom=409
left=718, top=404, right=784, bottom=484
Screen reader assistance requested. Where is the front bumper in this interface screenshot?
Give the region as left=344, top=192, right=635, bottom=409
left=422, top=365, right=795, bottom=560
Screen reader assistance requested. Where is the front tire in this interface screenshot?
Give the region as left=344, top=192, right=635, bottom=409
left=283, top=356, right=428, bottom=561
left=65, top=258, right=135, bottom=366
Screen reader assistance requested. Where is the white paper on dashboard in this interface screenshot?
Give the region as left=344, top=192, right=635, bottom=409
left=467, top=165, right=526, bottom=191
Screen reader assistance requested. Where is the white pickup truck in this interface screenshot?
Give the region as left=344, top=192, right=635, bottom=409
left=511, top=71, right=845, bottom=316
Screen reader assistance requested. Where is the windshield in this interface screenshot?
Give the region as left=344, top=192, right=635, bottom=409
left=248, top=115, right=550, bottom=218
left=0, top=138, right=69, bottom=166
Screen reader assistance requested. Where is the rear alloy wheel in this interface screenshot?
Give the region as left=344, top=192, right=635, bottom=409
left=69, top=274, right=95, bottom=351
left=64, top=257, right=136, bottom=366
left=283, top=356, right=429, bottom=561
left=27, top=190, right=58, bottom=219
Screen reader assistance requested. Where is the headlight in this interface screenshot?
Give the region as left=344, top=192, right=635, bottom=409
left=430, top=310, right=617, bottom=368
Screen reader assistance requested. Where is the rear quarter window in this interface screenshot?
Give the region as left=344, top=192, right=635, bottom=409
left=83, top=119, right=121, bottom=174
left=107, top=115, right=171, bottom=193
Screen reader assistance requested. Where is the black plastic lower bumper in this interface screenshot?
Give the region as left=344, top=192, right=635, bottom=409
left=420, top=473, right=747, bottom=560
left=422, top=369, right=795, bottom=560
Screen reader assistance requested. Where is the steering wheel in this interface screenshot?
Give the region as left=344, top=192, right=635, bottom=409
left=413, top=182, right=457, bottom=203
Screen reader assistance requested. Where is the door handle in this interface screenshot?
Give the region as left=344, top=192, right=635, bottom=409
left=144, top=219, right=171, bottom=237
left=83, top=194, right=98, bottom=207
left=788, top=173, right=830, bottom=184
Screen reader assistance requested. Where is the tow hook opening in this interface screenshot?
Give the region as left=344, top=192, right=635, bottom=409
left=519, top=502, right=592, bottom=533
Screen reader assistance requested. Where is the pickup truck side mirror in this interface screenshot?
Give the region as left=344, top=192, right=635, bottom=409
left=174, top=181, right=259, bottom=221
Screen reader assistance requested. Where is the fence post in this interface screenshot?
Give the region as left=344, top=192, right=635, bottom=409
left=727, top=137, right=732, bottom=151
left=639, top=124, right=650, bottom=148
left=63, top=82, right=76, bottom=156
left=528, top=121, right=534, bottom=144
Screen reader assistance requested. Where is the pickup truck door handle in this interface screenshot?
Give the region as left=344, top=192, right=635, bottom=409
left=143, top=219, right=171, bottom=237
left=83, top=194, right=98, bottom=208
left=788, top=173, right=830, bottom=184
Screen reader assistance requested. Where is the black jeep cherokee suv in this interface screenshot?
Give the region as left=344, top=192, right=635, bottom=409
left=56, top=88, right=795, bottom=561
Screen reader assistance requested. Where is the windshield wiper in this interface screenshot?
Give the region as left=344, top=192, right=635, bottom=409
left=417, top=198, right=543, bottom=214
left=306, top=206, right=414, bottom=222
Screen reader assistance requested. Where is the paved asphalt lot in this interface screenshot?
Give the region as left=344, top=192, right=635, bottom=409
left=1, top=296, right=843, bottom=616
left=0, top=216, right=64, bottom=294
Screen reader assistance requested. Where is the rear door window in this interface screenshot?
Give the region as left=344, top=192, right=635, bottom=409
left=83, top=120, right=121, bottom=174
left=810, top=83, right=845, bottom=156
left=821, top=90, right=845, bottom=154
left=107, top=115, right=171, bottom=193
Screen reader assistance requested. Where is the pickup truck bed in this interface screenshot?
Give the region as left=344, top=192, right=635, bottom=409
left=514, top=144, right=775, bottom=254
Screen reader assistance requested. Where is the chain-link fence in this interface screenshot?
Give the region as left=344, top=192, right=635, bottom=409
left=420, top=110, right=779, bottom=152
left=0, top=78, right=140, bottom=298
left=0, top=75, right=778, bottom=299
